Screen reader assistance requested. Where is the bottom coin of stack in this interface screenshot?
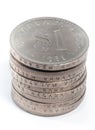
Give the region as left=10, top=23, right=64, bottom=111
left=10, top=54, right=86, bottom=116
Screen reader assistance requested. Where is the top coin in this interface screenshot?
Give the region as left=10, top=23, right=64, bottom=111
left=10, top=17, right=89, bottom=71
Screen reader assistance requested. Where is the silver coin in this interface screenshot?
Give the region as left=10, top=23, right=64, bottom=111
left=10, top=56, right=86, bottom=81
left=11, top=87, right=85, bottom=116
left=12, top=79, right=86, bottom=101
left=12, top=83, right=85, bottom=103
left=12, top=70, right=86, bottom=93
left=10, top=17, right=89, bottom=71
left=10, top=49, right=87, bottom=71
left=11, top=68, right=86, bottom=89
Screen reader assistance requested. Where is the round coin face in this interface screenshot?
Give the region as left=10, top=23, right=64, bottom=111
left=10, top=17, right=89, bottom=71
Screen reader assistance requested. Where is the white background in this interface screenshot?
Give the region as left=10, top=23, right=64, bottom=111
left=0, top=0, right=94, bottom=130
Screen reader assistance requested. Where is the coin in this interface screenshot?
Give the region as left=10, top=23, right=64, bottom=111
left=11, top=68, right=86, bottom=89
left=11, top=87, right=85, bottom=116
left=10, top=17, right=89, bottom=116
left=12, top=70, right=86, bottom=93
left=12, top=83, right=85, bottom=103
left=12, top=79, right=86, bottom=103
left=10, top=55, right=86, bottom=81
left=10, top=17, right=89, bottom=71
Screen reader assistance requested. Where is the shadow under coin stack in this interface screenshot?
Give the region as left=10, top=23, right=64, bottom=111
left=10, top=17, right=89, bottom=116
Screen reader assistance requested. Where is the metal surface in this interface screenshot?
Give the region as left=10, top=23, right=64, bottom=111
left=12, top=79, right=86, bottom=100
left=11, top=69, right=86, bottom=89
left=10, top=17, right=89, bottom=71
left=12, top=73, right=86, bottom=93
left=10, top=17, right=89, bottom=116
left=10, top=55, right=86, bottom=81
left=12, top=87, right=85, bottom=116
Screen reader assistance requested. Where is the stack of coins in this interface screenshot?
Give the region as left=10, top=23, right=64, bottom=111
left=10, top=17, right=89, bottom=116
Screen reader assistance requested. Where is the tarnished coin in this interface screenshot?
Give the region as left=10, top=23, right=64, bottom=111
left=10, top=17, right=89, bottom=71
left=11, top=68, right=86, bottom=89
left=12, top=79, right=86, bottom=103
left=12, top=70, right=86, bottom=93
left=10, top=17, right=89, bottom=116
left=12, top=87, right=85, bottom=116
left=10, top=55, right=86, bottom=82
